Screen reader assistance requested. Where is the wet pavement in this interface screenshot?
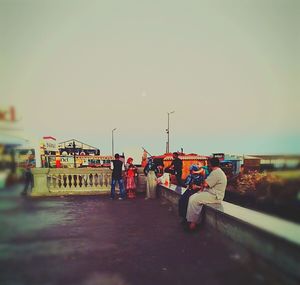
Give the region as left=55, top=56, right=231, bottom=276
left=0, top=185, right=282, bottom=285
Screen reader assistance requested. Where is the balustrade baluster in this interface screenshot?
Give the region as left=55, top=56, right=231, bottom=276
left=91, top=174, right=95, bottom=188
left=58, top=174, right=62, bottom=188
left=90, top=174, right=94, bottom=187
left=48, top=175, right=53, bottom=188
left=79, top=175, right=83, bottom=188
left=85, top=174, right=89, bottom=188
left=73, top=174, right=76, bottom=188
left=98, top=173, right=102, bottom=187
left=98, top=173, right=102, bottom=188
left=53, top=175, right=57, bottom=188
left=110, top=173, right=113, bottom=187
left=94, top=174, right=98, bottom=187
left=84, top=174, right=89, bottom=188
left=63, top=175, right=67, bottom=188
left=73, top=174, right=77, bottom=188
left=84, top=174, right=88, bottom=187
left=67, top=175, right=71, bottom=188
left=105, top=173, right=110, bottom=187
left=95, top=173, right=99, bottom=188
left=103, top=173, right=106, bottom=187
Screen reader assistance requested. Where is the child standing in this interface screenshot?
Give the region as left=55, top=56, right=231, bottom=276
left=125, top=157, right=137, bottom=199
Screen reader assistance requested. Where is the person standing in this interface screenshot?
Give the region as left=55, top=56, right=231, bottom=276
left=143, top=157, right=158, bottom=199
left=21, top=152, right=35, bottom=195
left=186, top=157, right=227, bottom=231
left=167, top=152, right=183, bottom=186
left=125, top=157, right=137, bottom=199
left=110, top=153, right=126, bottom=200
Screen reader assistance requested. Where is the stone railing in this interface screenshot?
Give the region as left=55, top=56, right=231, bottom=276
left=31, top=168, right=112, bottom=196
left=31, top=167, right=147, bottom=197
left=48, top=168, right=112, bottom=190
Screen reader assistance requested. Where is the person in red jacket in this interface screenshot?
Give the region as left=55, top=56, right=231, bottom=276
left=125, top=157, right=137, bottom=199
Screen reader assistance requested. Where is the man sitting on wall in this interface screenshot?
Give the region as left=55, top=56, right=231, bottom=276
left=186, top=157, right=227, bottom=231
left=178, top=164, right=206, bottom=224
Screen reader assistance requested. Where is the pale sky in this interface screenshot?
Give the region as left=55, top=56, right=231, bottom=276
left=1, top=0, right=299, bottom=159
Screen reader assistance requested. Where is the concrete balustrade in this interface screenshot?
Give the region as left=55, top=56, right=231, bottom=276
left=31, top=167, right=146, bottom=197
left=31, top=168, right=113, bottom=196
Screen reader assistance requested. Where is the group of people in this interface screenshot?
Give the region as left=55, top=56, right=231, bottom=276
left=111, top=152, right=177, bottom=200
left=110, top=152, right=164, bottom=201
left=110, top=153, right=138, bottom=200
left=143, top=152, right=227, bottom=231
left=108, top=152, right=228, bottom=231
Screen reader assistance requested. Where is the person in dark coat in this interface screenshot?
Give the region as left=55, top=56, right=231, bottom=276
left=110, top=153, right=126, bottom=200
left=21, top=152, right=35, bottom=195
left=166, top=152, right=183, bottom=186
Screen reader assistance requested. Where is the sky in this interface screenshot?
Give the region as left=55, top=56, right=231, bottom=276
left=1, top=0, right=299, bottom=160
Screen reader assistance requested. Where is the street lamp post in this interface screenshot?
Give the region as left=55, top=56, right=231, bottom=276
left=72, top=140, right=76, bottom=168
left=166, top=111, right=175, bottom=153
left=112, top=128, right=117, bottom=156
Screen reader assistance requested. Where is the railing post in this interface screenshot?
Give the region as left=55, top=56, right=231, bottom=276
left=31, top=168, right=50, bottom=196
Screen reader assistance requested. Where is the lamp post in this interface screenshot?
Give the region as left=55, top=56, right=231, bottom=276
left=112, top=128, right=117, bottom=156
left=166, top=111, right=175, bottom=153
left=72, top=140, right=76, bottom=168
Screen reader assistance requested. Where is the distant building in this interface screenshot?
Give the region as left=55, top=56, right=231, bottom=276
left=212, top=153, right=300, bottom=172
left=249, top=155, right=300, bottom=170
left=58, top=139, right=100, bottom=156
left=212, top=153, right=243, bottom=175
left=0, top=106, right=42, bottom=185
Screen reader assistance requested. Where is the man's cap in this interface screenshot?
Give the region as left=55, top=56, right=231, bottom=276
left=189, top=164, right=200, bottom=171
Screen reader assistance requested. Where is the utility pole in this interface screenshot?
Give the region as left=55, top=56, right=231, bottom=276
left=73, top=140, right=76, bottom=168
left=166, top=111, right=175, bottom=153
left=112, top=128, right=117, bottom=156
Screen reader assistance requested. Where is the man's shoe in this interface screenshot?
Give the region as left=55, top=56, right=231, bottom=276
left=189, top=222, right=197, bottom=231
left=180, top=218, right=188, bottom=225
left=183, top=224, right=198, bottom=234
left=118, top=197, right=124, bottom=200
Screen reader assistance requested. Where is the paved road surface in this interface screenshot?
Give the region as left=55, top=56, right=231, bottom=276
left=0, top=185, right=281, bottom=285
